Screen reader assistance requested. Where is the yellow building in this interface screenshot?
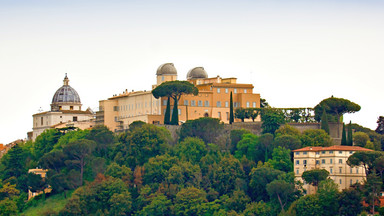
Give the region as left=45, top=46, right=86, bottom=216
left=30, top=75, right=95, bottom=140
left=96, top=63, right=260, bottom=132
left=28, top=169, right=52, bottom=200
left=293, top=145, right=372, bottom=194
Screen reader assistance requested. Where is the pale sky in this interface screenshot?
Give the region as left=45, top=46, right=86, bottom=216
left=1, top=0, right=383, bottom=144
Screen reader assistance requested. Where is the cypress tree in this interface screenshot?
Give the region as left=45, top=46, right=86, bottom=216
left=341, top=123, right=347, bottom=145
left=347, top=121, right=353, bottom=146
left=171, top=98, right=179, bottom=125
left=229, top=92, right=234, bottom=124
left=164, top=97, right=171, bottom=125
left=320, top=109, right=330, bottom=134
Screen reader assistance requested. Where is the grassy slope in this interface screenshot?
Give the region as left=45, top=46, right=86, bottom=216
left=19, top=191, right=73, bottom=216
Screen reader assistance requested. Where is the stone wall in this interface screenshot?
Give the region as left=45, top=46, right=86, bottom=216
left=159, top=121, right=343, bottom=145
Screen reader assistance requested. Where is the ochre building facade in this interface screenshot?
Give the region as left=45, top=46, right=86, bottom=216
left=293, top=145, right=372, bottom=194
left=96, top=63, right=260, bottom=132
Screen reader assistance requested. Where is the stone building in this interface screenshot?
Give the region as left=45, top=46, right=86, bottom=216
left=293, top=145, right=372, bottom=194
left=30, top=74, right=94, bottom=140
left=96, top=63, right=260, bottom=132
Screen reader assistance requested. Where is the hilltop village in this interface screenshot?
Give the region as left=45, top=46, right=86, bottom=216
left=1, top=63, right=384, bottom=215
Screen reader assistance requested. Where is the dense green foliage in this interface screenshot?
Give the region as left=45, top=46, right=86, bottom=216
left=2, top=114, right=384, bottom=215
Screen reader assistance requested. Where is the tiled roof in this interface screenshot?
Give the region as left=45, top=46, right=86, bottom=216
left=292, top=145, right=373, bottom=152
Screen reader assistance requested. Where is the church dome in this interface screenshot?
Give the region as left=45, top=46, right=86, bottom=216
left=187, top=67, right=208, bottom=80
left=156, top=63, right=177, bottom=75
left=51, top=74, right=81, bottom=104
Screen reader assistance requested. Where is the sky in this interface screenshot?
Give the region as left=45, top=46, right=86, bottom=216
left=0, top=0, right=383, bottom=144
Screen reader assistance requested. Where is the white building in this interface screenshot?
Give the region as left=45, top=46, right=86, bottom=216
left=30, top=74, right=94, bottom=140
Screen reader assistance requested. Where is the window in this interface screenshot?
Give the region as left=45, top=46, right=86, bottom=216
left=295, top=152, right=299, bottom=155
left=178, top=109, right=181, bottom=115
left=339, top=179, right=342, bottom=184
left=322, top=151, right=326, bottom=154
left=73, top=116, right=78, bottom=122
left=339, top=159, right=343, bottom=164
left=303, top=151, right=307, bottom=155
left=225, top=88, right=228, bottom=93
left=234, top=88, right=237, bottom=93
left=350, top=179, right=353, bottom=185
left=162, top=76, right=164, bottom=81
left=70, top=106, right=73, bottom=110
left=329, top=151, right=334, bottom=154
left=113, top=106, right=119, bottom=111
left=339, top=168, right=342, bottom=173
left=330, top=168, right=333, bottom=174
left=246, top=102, right=250, bottom=108
left=296, top=169, right=299, bottom=175
left=163, top=100, right=167, bottom=106
left=244, top=89, right=247, bottom=93
left=296, top=160, right=300, bottom=165
left=41, top=117, right=43, bottom=125
left=356, top=168, right=359, bottom=174
left=253, top=102, right=256, bottom=108
left=225, top=101, right=229, bottom=107
left=316, top=160, right=320, bottom=165
left=184, top=100, right=189, bottom=106
left=191, top=100, right=196, bottom=106
left=339, top=151, right=343, bottom=154
left=350, top=151, right=354, bottom=154
left=217, top=88, right=221, bottom=93
left=316, top=152, right=320, bottom=155
left=321, top=159, right=325, bottom=164
left=205, top=101, right=209, bottom=107
left=330, top=159, right=333, bottom=164
left=217, top=101, right=221, bottom=107
left=350, top=168, right=353, bottom=174
left=226, top=112, right=229, bottom=120
left=218, top=112, right=221, bottom=119
left=303, top=160, right=307, bottom=165
left=198, top=100, right=203, bottom=107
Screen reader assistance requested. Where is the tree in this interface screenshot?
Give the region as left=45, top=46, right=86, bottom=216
left=152, top=80, right=198, bottom=125
left=300, top=129, right=333, bottom=147
left=34, top=129, right=62, bottom=159
left=229, top=129, right=251, bottom=154
left=314, top=96, right=360, bottom=137
left=164, top=97, right=171, bottom=124
left=275, top=124, right=300, bottom=138
left=353, top=131, right=370, bottom=147
left=1, top=144, right=28, bottom=191
left=173, top=187, right=207, bottom=216
left=273, top=135, right=301, bottom=151
left=260, top=98, right=269, bottom=108
left=86, top=125, right=115, bottom=158
left=179, top=117, right=224, bottom=144
left=247, top=108, right=259, bottom=122
left=249, top=167, right=285, bottom=201
left=243, top=201, right=273, bottom=216
left=235, top=133, right=263, bottom=163
left=235, top=108, right=249, bottom=122
left=261, top=108, right=285, bottom=134
left=175, top=137, right=207, bottom=164
left=375, top=116, right=384, bottom=135
left=338, top=188, right=362, bottom=216
left=267, top=147, right=293, bottom=173
left=114, top=124, right=170, bottom=169
left=314, top=96, right=361, bottom=123
left=301, top=169, right=329, bottom=191
left=229, top=92, right=234, bottom=124
left=137, top=193, right=172, bottom=216
left=27, top=172, right=47, bottom=196
left=63, top=139, right=95, bottom=186
left=341, top=123, right=347, bottom=145
left=266, top=179, right=294, bottom=213
left=347, top=121, right=353, bottom=146
left=320, top=108, right=330, bottom=134
left=213, top=155, right=245, bottom=195
left=347, top=151, right=383, bottom=177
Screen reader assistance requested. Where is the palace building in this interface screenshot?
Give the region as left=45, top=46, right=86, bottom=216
left=96, top=63, right=261, bottom=132
left=30, top=74, right=94, bottom=140
left=293, top=145, right=372, bottom=194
